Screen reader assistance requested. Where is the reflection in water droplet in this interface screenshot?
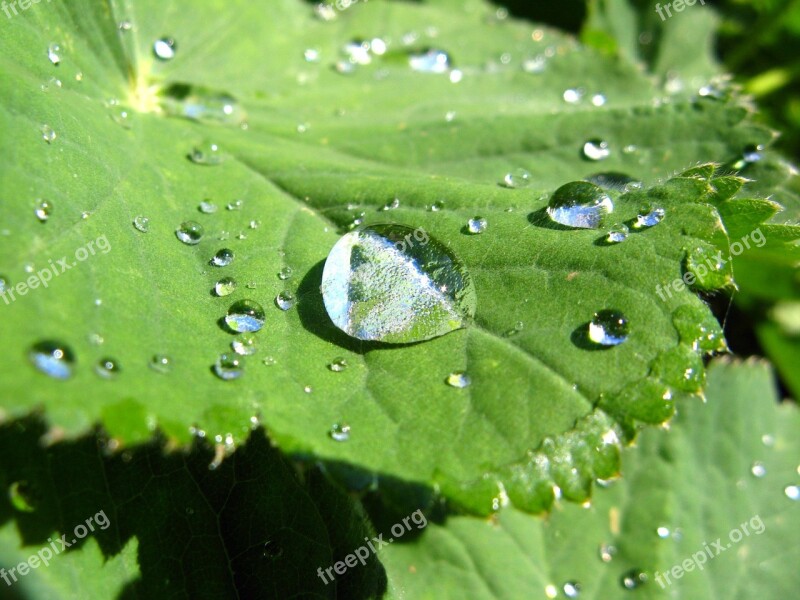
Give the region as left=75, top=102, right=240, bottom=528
left=47, top=43, right=61, bottom=65
left=275, top=291, right=295, bottom=311
left=226, top=300, right=266, bottom=333
left=211, top=248, right=235, bottom=267
left=232, top=335, right=257, bottom=356
left=35, top=200, right=52, bottom=222
left=633, top=208, right=665, bottom=229
left=467, top=217, right=487, bottom=234
left=429, top=200, right=445, bottom=212
left=409, top=49, right=451, bottom=73
left=29, top=341, right=75, bottom=379
left=563, top=582, right=581, bottom=598
left=199, top=201, right=218, bottom=214
left=589, top=310, right=629, bottom=346
left=41, top=125, right=56, bottom=144
left=382, top=198, right=400, bottom=211
left=732, top=144, right=764, bottom=170
left=502, top=169, right=532, bottom=189
left=547, top=181, right=613, bottom=229
left=522, top=55, right=547, bottom=73
left=321, top=224, right=477, bottom=343
left=133, top=216, right=150, bottom=233
left=118, top=20, right=133, bottom=31
left=605, top=225, right=628, bottom=244
left=591, top=94, right=607, bottom=107
left=153, top=37, right=176, bottom=60
left=304, top=48, right=320, bottom=62
left=278, top=267, right=293, bottom=280
left=149, top=354, right=171, bottom=373
left=227, top=199, right=243, bottom=211
left=329, top=423, right=351, bottom=442
left=583, top=139, right=610, bottom=161
left=215, top=277, right=237, bottom=297
left=328, top=357, right=348, bottom=372
left=446, top=371, right=471, bottom=388
left=214, top=353, right=243, bottom=381
left=785, top=485, right=800, bottom=501
left=95, top=358, right=121, bottom=379
left=176, top=221, right=204, bottom=245
left=751, top=461, right=767, bottom=478
left=190, top=142, right=223, bottom=165
left=41, top=77, right=62, bottom=92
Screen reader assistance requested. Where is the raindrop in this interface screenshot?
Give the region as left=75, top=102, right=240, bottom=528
left=335, top=60, right=356, bottom=75
left=133, top=216, right=150, bottom=233
left=329, top=423, right=351, bottom=441
left=762, top=434, right=775, bottom=447
left=320, top=224, right=477, bottom=343
left=41, top=125, right=56, bottom=144
left=29, top=341, right=75, bottom=379
left=751, top=462, right=766, bottom=478
left=199, top=200, right=218, bottom=214
left=153, top=37, right=177, bottom=61
left=449, top=69, right=463, bottom=83
left=328, top=357, right=348, bottom=372
left=582, top=139, right=611, bottom=161
left=342, top=40, right=372, bottom=65
left=785, top=485, right=800, bottom=501
left=95, top=358, right=121, bottom=379
left=249, top=220, right=261, bottom=229
left=225, top=300, right=266, bottom=333
left=502, top=169, right=532, bottom=189
left=47, top=43, right=61, bottom=65
left=149, top=354, right=171, bottom=373
left=34, top=199, right=52, bottom=222
left=547, top=181, right=613, bottom=229
left=733, top=144, right=763, bottom=170
left=446, top=371, right=471, bottom=388
left=275, top=291, right=295, bottom=311
left=621, top=570, right=647, bottom=590
left=604, top=225, right=628, bottom=244
left=88, top=332, right=104, bottom=347
left=232, top=335, right=257, bottom=356
left=467, top=217, right=487, bottom=234
left=41, top=77, right=61, bottom=92
left=215, top=277, right=237, bottom=297
left=278, top=267, right=293, bottom=280
left=303, top=385, right=313, bottom=393
left=190, top=142, right=223, bottom=165
left=599, top=543, right=617, bottom=563
left=409, top=49, right=451, bottom=73
left=632, top=207, right=665, bottom=229
left=210, top=248, right=235, bottom=267
left=214, top=353, right=243, bottom=381
left=8, top=481, right=36, bottom=512
left=175, top=221, right=204, bottom=245
left=589, top=309, right=629, bottom=346
left=563, top=582, right=581, bottom=598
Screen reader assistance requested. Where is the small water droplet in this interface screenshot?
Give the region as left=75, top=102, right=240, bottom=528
left=762, top=434, right=775, bottom=447
left=41, top=77, right=62, bottom=92
left=0, top=275, right=9, bottom=294
left=34, top=199, right=52, bottom=222
left=381, top=198, right=400, bottom=211
left=210, top=248, right=235, bottom=267
left=176, top=221, right=204, bottom=245
left=226, top=199, right=243, bottom=211
left=225, top=300, right=266, bottom=333
left=149, top=354, right=171, bottom=373
left=522, top=55, right=547, bottom=73
left=409, top=49, right=451, bottom=73
left=215, top=277, right=237, bottom=297
left=275, top=291, right=295, bottom=311
left=599, top=543, right=617, bottom=562
left=467, top=217, right=487, bottom=234
left=656, top=526, right=670, bottom=539
left=199, top=200, right=218, bottom=214
left=263, top=540, right=283, bottom=559
left=8, top=481, right=36, bottom=512
left=249, top=220, right=261, bottom=230
left=621, top=570, right=647, bottom=590
left=328, top=357, right=348, bottom=372
left=582, top=139, right=611, bottom=161
left=232, top=335, right=257, bottom=356
left=446, top=371, right=471, bottom=388
left=751, top=462, right=767, bottom=477
left=335, top=60, right=357, bottom=75
left=278, top=267, right=293, bottom=280
left=109, top=106, right=131, bottom=128
left=563, top=88, right=583, bottom=103
left=304, top=48, right=320, bottom=62
left=153, top=37, right=177, bottom=61
left=95, top=357, right=121, bottom=379
left=591, top=93, right=607, bottom=107
left=563, top=582, right=581, bottom=598
left=47, top=43, right=61, bottom=65
left=303, top=385, right=313, bottom=393
left=262, top=356, right=276, bottom=367
left=547, top=181, right=613, bottom=229
left=342, top=40, right=372, bottom=65
left=604, top=225, right=628, bottom=244
left=633, top=207, right=665, bottom=229
left=29, top=341, right=75, bottom=379
left=445, top=111, right=456, bottom=122
left=214, top=353, right=244, bottom=381
left=733, top=144, right=763, bottom=170
left=190, top=142, right=223, bottom=165
left=429, top=200, right=445, bottom=212
left=41, top=125, right=56, bottom=144
left=133, top=216, right=150, bottom=233
left=785, top=485, right=800, bottom=501
left=584, top=172, right=641, bottom=192
left=502, top=169, right=532, bottom=189
left=118, top=20, right=133, bottom=31
left=329, top=423, right=351, bottom=441
left=449, top=69, right=463, bottom=83
left=589, top=310, right=629, bottom=346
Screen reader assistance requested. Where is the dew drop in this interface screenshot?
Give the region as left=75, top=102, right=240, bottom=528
left=429, top=200, right=445, bottom=212
left=604, top=225, right=628, bottom=244
left=589, top=310, right=629, bottom=346
left=329, top=423, right=351, bottom=442
left=41, top=76, right=62, bottom=92
left=232, top=335, right=257, bottom=356
left=109, top=106, right=131, bottom=129
left=225, top=300, right=266, bottom=333
left=214, top=353, right=243, bottom=381
left=175, top=221, right=204, bottom=245
left=732, top=144, right=764, bottom=170
left=47, top=43, right=61, bottom=65
left=275, top=291, right=295, bottom=311
left=95, top=358, right=121, bottom=379
left=751, top=462, right=766, bottom=478
left=502, top=169, right=532, bottom=189
left=133, top=216, right=150, bottom=233
left=304, top=48, right=320, bottom=62
left=29, top=341, right=75, bottom=379
left=342, top=40, right=372, bottom=65
left=215, top=277, right=237, bottom=297
left=227, top=199, right=243, bottom=211
left=262, top=356, right=276, bottom=367
left=118, top=20, right=133, bottom=31
left=785, top=485, right=800, bottom=501
left=522, top=55, right=547, bottom=73
left=656, top=526, right=670, bottom=539
left=149, top=354, right=171, bottom=374
left=446, top=371, right=471, bottom=388
left=320, top=224, right=477, bottom=343
left=190, top=142, right=223, bottom=165
left=199, top=200, right=218, bottom=214
left=303, top=385, right=313, bottom=394
left=210, top=248, right=235, bottom=267
left=599, top=543, right=617, bottom=563
left=632, top=207, right=665, bottom=229
left=328, top=357, right=348, bottom=372
left=467, top=217, right=487, bottom=234
left=409, top=49, right=451, bottom=73
left=591, top=93, right=607, bottom=106
left=41, top=125, right=56, bottom=144
left=547, top=181, right=613, bottom=229
left=278, top=267, right=293, bottom=280
left=34, top=199, right=52, bottom=222
left=335, top=60, right=357, bottom=75
left=621, top=570, right=647, bottom=590
left=563, top=88, right=583, bottom=103
left=153, top=37, right=177, bottom=61
left=381, top=198, right=401, bottom=211
left=563, top=582, right=581, bottom=598
left=582, top=139, right=611, bottom=161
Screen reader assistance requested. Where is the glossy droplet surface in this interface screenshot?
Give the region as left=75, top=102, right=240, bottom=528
left=199, top=200, right=218, bottom=214
left=215, top=277, right=237, bottom=297
left=502, top=169, right=532, bottom=189
left=35, top=200, right=52, bottom=222
left=47, top=43, right=61, bottom=65
left=633, top=207, right=665, bottom=229
left=589, top=310, right=629, bottom=346
left=41, top=125, right=56, bottom=143
left=95, top=358, right=121, bottom=379
left=225, top=300, right=265, bottom=333
left=133, top=216, right=150, bottom=233
left=785, top=485, right=800, bottom=501
left=446, top=371, right=471, bottom=388
left=278, top=267, right=293, bottom=280
left=190, top=142, right=223, bottom=165
left=605, top=225, right=628, bottom=244
left=563, top=582, right=581, bottom=598
left=621, top=570, right=647, bottom=590
left=582, top=139, right=610, bottom=161
left=467, top=217, right=487, bottom=234
left=409, top=49, right=451, bottom=73
left=329, top=423, right=351, bottom=442
left=176, top=221, right=204, bottom=245
left=328, top=357, right=348, bottom=372
left=149, top=354, right=171, bottom=374
left=211, top=248, right=235, bottom=267
left=750, top=462, right=766, bottom=478
left=153, top=37, right=176, bottom=60
left=547, top=181, right=613, bottom=229
left=585, top=172, right=641, bottom=192
left=232, top=335, right=257, bottom=356
left=321, top=224, right=477, bottom=343
left=29, top=341, right=75, bottom=379
left=214, top=353, right=243, bottom=381
left=599, top=543, right=617, bottom=563
left=275, top=291, right=295, bottom=311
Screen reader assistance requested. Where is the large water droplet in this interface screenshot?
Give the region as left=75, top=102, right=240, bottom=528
left=589, top=310, right=629, bottom=346
left=47, top=43, right=61, bottom=65
left=29, top=341, right=75, bottom=379
left=329, top=423, right=351, bottom=442
left=275, top=291, right=295, bottom=311
left=547, top=181, right=613, bottom=229
left=632, top=207, right=665, bottom=229
left=582, top=139, right=610, bottom=161
left=215, top=277, right=237, bottom=297
left=446, top=371, right=471, bottom=388
left=321, top=224, right=477, bottom=343
left=190, top=142, right=223, bottom=165
left=95, top=358, right=121, bottom=379
left=34, top=199, right=52, bottom=222
left=225, top=300, right=266, bottom=333
left=153, top=37, right=176, bottom=61
left=409, top=49, right=451, bottom=73
left=467, top=217, right=487, bottom=234
left=133, top=216, right=150, bottom=233
left=210, top=248, right=235, bottom=267
left=214, top=353, right=243, bottom=381
left=176, top=221, right=204, bottom=245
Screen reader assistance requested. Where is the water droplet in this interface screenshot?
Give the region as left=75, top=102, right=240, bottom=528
left=304, top=48, right=320, bottom=62
left=263, top=540, right=283, bottom=559
left=544, top=584, right=558, bottom=599
left=762, top=434, right=775, bottom=447
left=321, top=224, right=477, bottom=343
left=225, top=300, right=266, bottom=333
left=226, top=199, right=243, bottom=211
left=584, top=172, right=641, bottom=192
left=582, top=139, right=611, bottom=161
left=467, top=217, right=487, bottom=234
left=215, top=277, right=237, bottom=297
left=29, top=341, right=75, bottom=379
left=563, top=582, right=581, bottom=598
left=153, top=37, right=176, bottom=61
left=275, top=291, right=295, bottom=311
left=303, top=385, right=313, bottom=393
left=785, top=485, right=800, bottom=501
left=118, top=20, right=133, bottom=31
left=328, top=357, right=348, bottom=372
left=522, top=55, right=547, bottom=73
left=656, top=526, right=670, bottom=539
left=632, top=207, right=665, bottom=229
left=81, top=211, right=91, bottom=220
left=109, top=106, right=131, bottom=128
left=0, top=275, right=9, bottom=294
left=329, top=423, right=351, bottom=441
left=382, top=198, right=400, bottom=211
left=262, top=356, right=276, bottom=367
left=133, top=216, right=150, bottom=233
left=175, top=221, right=204, bottom=245
left=149, top=354, right=171, bottom=373
left=605, top=225, right=628, bottom=244
left=502, top=169, right=532, bottom=189
left=409, top=49, right=451, bottom=73
left=163, top=90, right=246, bottom=125
left=621, top=570, right=647, bottom=590
left=199, top=200, right=218, bottom=214
left=41, top=125, right=56, bottom=144
left=278, top=267, right=293, bottom=280
left=589, top=310, right=629, bottom=346
left=95, top=358, right=121, bottom=379
left=547, top=181, right=613, bottom=229
left=342, top=40, right=372, bottom=65
left=732, top=144, right=763, bottom=170
left=41, top=77, right=61, bottom=92
left=190, top=142, right=223, bottom=165
left=445, top=111, right=456, bottom=122
left=47, top=43, right=61, bottom=65
left=34, top=199, right=52, bottom=222
left=214, top=353, right=244, bottom=381
left=232, top=335, right=257, bottom=356
left=751, top=462, right=766, bottom=478
left=429, top=200, right=445, bottom=212
left=210, top=248, right=235, bottom=267
left=335, top=60, right=357, bottom=75
left=599, top=543, right=617, bottom=563
left=249, top=220, right=261, bottom=230
left=8, top=481, right=36, bottom=512
left=563, top=88, right=583, bottom=103
left=314, top=3, right=338, bottom=21
left=449, top=69, right=463, bottom=83
left=446, top=371, right=471, bottom=388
